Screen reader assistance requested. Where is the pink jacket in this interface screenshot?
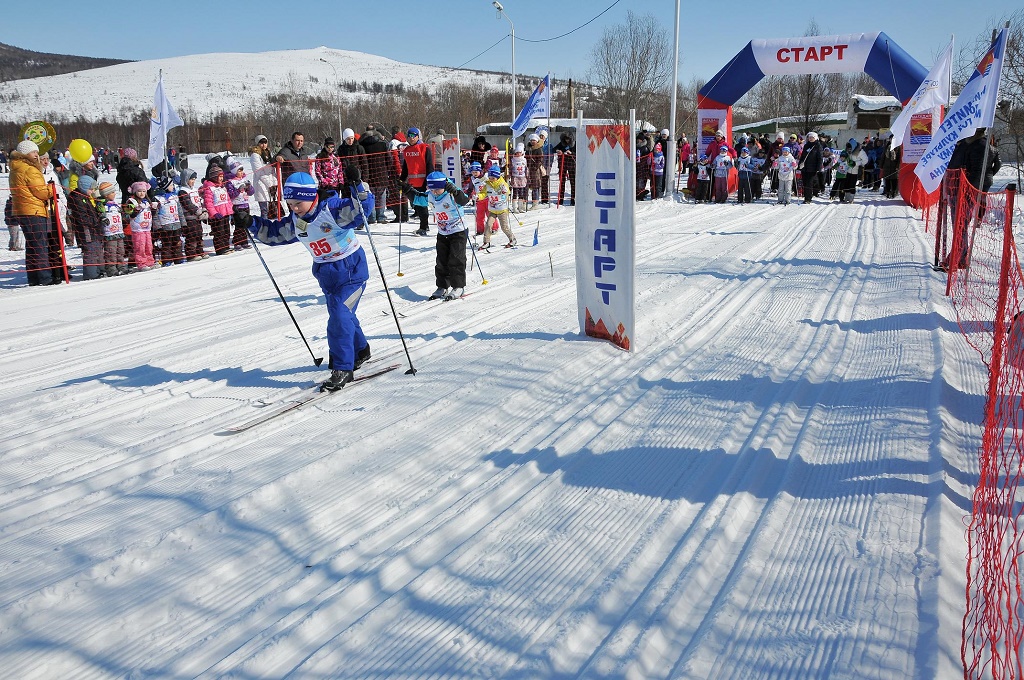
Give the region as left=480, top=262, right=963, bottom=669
left=200, top=179, right=233, bottom=219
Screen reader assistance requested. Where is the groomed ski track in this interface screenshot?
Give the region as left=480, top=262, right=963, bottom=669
left=0, top=195, right=986, bottom=678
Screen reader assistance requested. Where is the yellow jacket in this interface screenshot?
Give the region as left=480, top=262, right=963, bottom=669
left=9, top=153, right=52, bottom=218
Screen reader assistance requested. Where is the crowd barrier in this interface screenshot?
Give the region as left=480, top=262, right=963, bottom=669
left=934, top=170, right=1024, bottom=679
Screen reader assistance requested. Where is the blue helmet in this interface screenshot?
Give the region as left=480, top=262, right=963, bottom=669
left=282, top=172, right=319, bottom=201
left=426, top=171, right=448, bottom=189
left=487, top=165, right=501, bottom=178
left=407, top=127, right=421, bottom=137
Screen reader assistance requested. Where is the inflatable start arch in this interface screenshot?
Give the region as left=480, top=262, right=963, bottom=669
left=697, top=32, right=930, bottom=206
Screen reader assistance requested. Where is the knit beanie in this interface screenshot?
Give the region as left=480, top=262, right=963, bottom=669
left=129, top=181, right=150, bottom=194
left=98, top=182, right=117, bottom=198
left=16, top=140, right=38, bottom=155
left=282, top=172, right=318, bottom=201
left=206, top=165, right=224, bottom=180
left=77, top=175, right=97, bottom=191
left=123, top=147, right=138, bottom=160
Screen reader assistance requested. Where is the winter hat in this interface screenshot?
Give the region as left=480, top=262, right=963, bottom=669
left=719, top=147, right=729, bottom=153
left=323, top=137, right=335, bottom=146
left=528, top=133, right=540, bottom=143
left=15, top=140, right=39, bottom=155
left=654, top=143, right=663, bottom=153
left=98, top=181, right=117, bottom=198
left=699, top=153, right=708, bottom=161
left=282, top=172, right=319, bottom=201
left=157, top=175, right=175, bottom=192
left=789, top=134, right=797, bottom=140
left=343, top=128, right=355, bottom=140
left=741, top=146, right=749, bottom=154
left=254, top=134, right=268, bottom=144
left=536, top=126, right=548, bottom=137
left=407, top=127, right=421, bottom=137
left=489, top=147, right=500, bottom=157
left=487, top=165, right=501, bottom=178
left=661, top=128, right=670, bottom=136
left=470, top=161, right=482, bottom=172
left=715, top=129, right=724, bottom=137
left=228, top=160, right=244, bottom=174
left=77, top=175, right=97, bottom=192
left=178, top=168, right=197, bottom=185
left=515, top=142, right=525, bottom=153
left=776, top=132, right=785, bottom=140
left=781, top=147, right=791, bottom=154
left=129, top=181, right=150, bottom=194
left=806, top=131, right=818, bottom=141
left=848, top=138, right=857, bottom=148
left=206, top=165, right=224, bottom=180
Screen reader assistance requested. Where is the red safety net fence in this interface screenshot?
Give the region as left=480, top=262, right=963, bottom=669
left=937, top=170, right=1024, bottom=679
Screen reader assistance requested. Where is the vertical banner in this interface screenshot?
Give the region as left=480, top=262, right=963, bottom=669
left=902, top=109, right=941, bottom=164
left=697, top=109, right=730, bottom=154
left=575, top=110, right=636, bottom=351
left=441, top=137, right=461, bottom=187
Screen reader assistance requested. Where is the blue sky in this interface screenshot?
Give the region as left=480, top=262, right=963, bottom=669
left=2, top=0, right=1018, bottom=84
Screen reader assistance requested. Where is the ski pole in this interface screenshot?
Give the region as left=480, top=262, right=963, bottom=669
left=456, top=212, right=488, bottom=285
left=350, top=182, right=417, bottom=375
left=245, top=228, right=324, bottom=367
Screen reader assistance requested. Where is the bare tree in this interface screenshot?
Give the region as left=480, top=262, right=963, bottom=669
left=588, top=11, right=672, bottom=122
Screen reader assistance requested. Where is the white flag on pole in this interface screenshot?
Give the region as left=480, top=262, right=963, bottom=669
left=914, top=27, right=1008, bottom=193
left=889, top=39, right=953, bottom=150
left=148, top=72, right=184, bottom=173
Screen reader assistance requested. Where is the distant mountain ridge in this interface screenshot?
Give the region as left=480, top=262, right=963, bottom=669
left=0, top=42, right=129, bottom=82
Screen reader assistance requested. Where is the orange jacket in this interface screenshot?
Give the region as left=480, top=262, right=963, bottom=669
left=9, top=153, right=52, bottom=218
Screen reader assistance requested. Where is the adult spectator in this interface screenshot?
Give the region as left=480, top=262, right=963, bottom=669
left=275, top=131, right=316, bottom=180
left=250, top=134, right=280, bottom=219
left=552, top=131, right=576, bottom=206
left=799, top=132, right=824, bottom=203
left=880, top=140, right=901, bottom=199
left=39, top=152, right=69, bottom=275
left=428, top=128, right=446, bottom=148
left=636, top=130, right=654, bottom=200
left=536, top=126, right=553, bottom=205
left=359, top=124, right=392, bottom=223
left=0, top=148, right=8, bottom=173
left=116, top=148, right=150, bottom=204
left=10, top=140, right=57, bottom=286
left=957, top=130, right=1001, bottom=192
left=389, top=126, right=407, bottom=151
left=400, top=127, right=434, bottom=235
left=469, top=135, right=491, bottom=166
left=705, top=129, right=734, bottom=162
left=677, top=134, right=691, bottom=175
left=337, top=128, right=369, bottom=185
left=525, top=133, right=545, bottom=209
left=67, top=154, right=100, bottom=193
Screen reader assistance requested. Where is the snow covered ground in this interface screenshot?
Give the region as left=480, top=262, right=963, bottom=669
left=0, top=177, right=989, bottom=677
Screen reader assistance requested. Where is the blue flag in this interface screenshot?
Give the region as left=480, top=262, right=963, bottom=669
left=511, top=75, right=550, bottom=139
left=532, top=223, right=539, bottom=246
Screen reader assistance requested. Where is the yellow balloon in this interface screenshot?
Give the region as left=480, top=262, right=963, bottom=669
left=69, top=139, right=93, bottom=164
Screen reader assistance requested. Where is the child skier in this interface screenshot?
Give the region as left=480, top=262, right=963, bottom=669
left=468, top=162, right=488, bottom=235
left=201, top=166, right=234, bottom=255
left=711, top=147, right=733, bottom=203
left=509, top=143, right=528, bottom=213
left=244, top=169, right=374, bottom=391
left=482, top=165, right=517, bottom=249
left=226, top=160, right=255, bottom=250
left=123, top=181, right=155, bottom=271
left=736, top=147, right=754, bottom=204
left=694, top=155, right=712, bottom=203
left=177, top=168, right=209, bottom=260
left=652, top=143, right=666, bottom=198
left=405, top=171, right=473, bottom=300
left=773, top=147, right=799, bottom=205
left=152, top=175, right=186, bottom=266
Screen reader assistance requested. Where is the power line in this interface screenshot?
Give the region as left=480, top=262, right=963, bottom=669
left=515, top=0, right=623, bottom=44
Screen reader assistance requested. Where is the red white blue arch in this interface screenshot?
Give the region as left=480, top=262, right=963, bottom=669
left=698, top=32, right=927, bottom=109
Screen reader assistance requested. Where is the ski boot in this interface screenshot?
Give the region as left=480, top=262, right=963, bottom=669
left=321, top=369, right=354, bottom=392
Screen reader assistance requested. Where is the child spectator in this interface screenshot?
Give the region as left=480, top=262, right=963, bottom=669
left=711, top=147, right=733, bottom=203
left=410, top=171, right=472, bottom=300
left=509, top=144, right=528, bottom=214
left=482, top=165, right=516, bottom=249
left=525, top=133, right=544, bottom=210
left=773, top=147, right=799, bottom=205
left=201, top=166, right=234, bottom=255
left=694, top=154, right=712, bottom=203
left=152, top=175, right=185, bottom=266
left=750, top=150, right=766, bottom=201
left=67, top=176, right=105, bottom=280
left=652, top=143, right=666, bottom=197
left=124, top=181, right=156, bottom=270
left=226, top=160, right=255, bottom=250
left=315, top=137, right=342, bottom=195
left=177, top=169, right=209, bottom=260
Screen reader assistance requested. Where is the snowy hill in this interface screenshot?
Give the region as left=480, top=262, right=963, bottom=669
left=0, top=163, right=985, bottom=676
left=0, top=45, right=506, bottom=124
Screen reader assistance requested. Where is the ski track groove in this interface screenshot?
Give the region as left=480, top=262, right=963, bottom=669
left=0, top=197, right=965, bottom=678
